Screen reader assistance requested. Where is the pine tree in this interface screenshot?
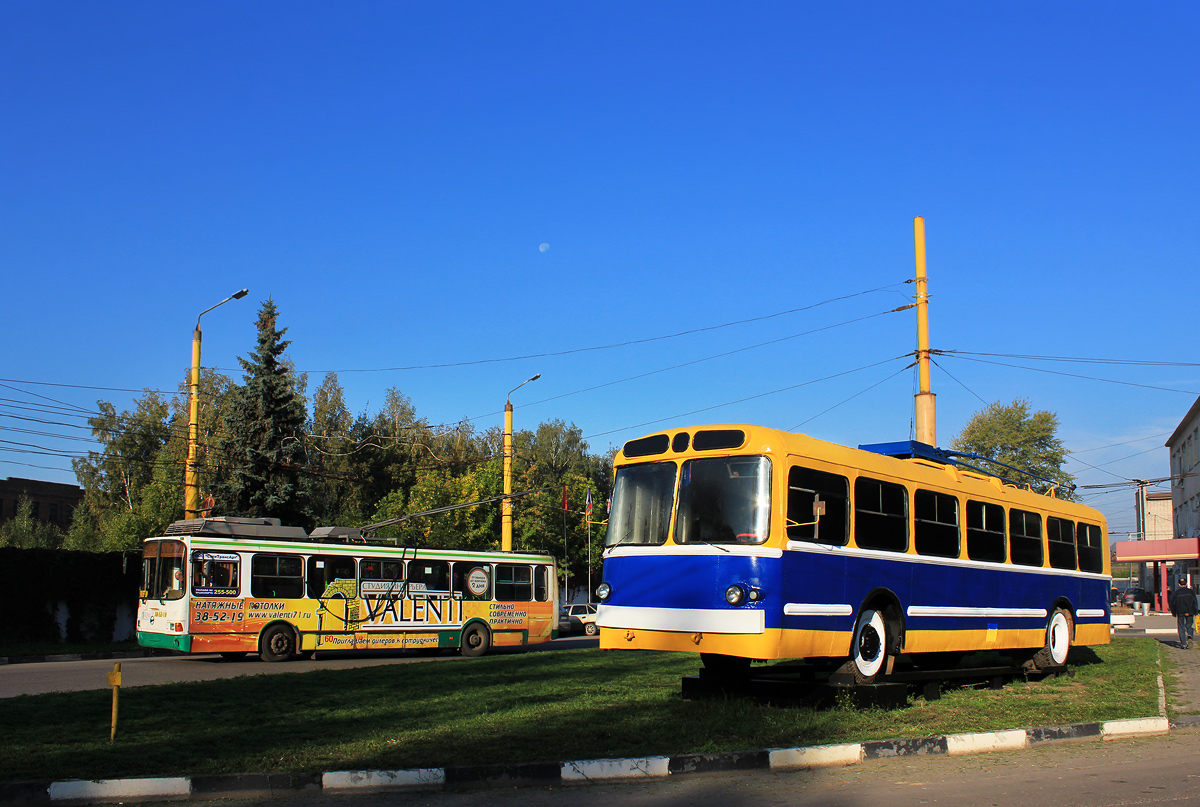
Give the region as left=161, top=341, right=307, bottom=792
left=213, top=299, right=311, bottom=526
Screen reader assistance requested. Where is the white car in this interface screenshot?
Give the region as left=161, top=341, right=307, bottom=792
left=560, top=603, right=599, bottom=636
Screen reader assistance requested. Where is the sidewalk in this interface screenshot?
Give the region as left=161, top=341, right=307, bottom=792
left=1116, top=611, right=1200, bottom=718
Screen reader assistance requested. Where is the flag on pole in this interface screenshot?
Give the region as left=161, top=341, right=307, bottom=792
left=585, top=488, right=593, bottom=517
left=562, top=485, right=568, bottom=511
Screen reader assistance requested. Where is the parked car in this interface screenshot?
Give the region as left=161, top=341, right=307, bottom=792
left=560, top=603, right=599, bottom=636
left=1121, top=587, right=1153, bottom=607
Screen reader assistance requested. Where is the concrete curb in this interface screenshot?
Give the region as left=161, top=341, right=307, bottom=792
left=7, top=715, right=1178, bottom=804
left=0, top=650, right=163, bottom=666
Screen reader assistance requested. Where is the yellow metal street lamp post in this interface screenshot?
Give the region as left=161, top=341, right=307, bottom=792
left=502, top=373, right=540, bottom=551
left=184, top=289, right=249, bottom=520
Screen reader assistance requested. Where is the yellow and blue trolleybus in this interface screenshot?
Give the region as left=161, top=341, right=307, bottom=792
left=595, top=425, right=1110, bottom=681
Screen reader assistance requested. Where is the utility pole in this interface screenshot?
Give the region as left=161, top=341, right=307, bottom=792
left=913, top=217, right=937, bottom=447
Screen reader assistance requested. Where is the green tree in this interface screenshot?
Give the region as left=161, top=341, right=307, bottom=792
left=212, top=299, right=311, bottom=527
left=950, top=398, right=1076, bottom=498
left=308, top=372, right=355, bottom=525
left=0, top=497, right=65, bottom=548
left=71, top=389, right=176, bottom=549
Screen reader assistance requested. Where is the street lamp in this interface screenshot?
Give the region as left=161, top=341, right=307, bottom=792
left=502, top=373, right=540, bottom=551
left=184, top=289, right=249, bottom=520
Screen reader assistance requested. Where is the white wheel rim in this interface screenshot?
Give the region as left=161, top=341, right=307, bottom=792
left=854, top=609, right=886, bottom=678
left=1048, top=612, right=1070, bottom=665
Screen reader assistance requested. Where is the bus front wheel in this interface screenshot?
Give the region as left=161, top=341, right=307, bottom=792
left=460, top=623, right=490, bottom=658
left=260, top=625, right=297, bottom=663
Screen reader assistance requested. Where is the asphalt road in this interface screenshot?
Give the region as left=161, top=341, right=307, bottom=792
left=0, top=635, right=599, bottom=699
left=173, top=730, right=1200, bottom=807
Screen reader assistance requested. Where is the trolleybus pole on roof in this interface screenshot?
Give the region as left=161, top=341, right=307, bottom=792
left=184, top=288, right=249, bottom=520
left=913, top=216, right=937, bottom=447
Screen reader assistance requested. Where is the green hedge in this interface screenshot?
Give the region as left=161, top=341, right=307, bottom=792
left=0, top=547, right=141, bottom=646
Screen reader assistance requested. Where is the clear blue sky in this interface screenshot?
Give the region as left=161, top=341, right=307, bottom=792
left=2, top=2, right=1197, bottom=538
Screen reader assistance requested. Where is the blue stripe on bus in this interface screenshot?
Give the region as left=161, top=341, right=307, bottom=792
left=601, top=551, right=1109, bottom=635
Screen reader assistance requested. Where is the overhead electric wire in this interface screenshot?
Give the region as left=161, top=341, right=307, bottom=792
left=793, top=363, right=914, bottom=430
left=585, top=354, right=909, bottom=441
left=939, top=351, right=1200, bottom=368
left=470, top=304, right=914, bottom=424
left=237, top=283, right=912, bottom=375
left=932, top=352, right=1200, bottom=396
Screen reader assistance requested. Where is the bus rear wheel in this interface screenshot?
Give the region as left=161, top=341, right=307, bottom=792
left=849, top=608, right=890, bottom=684
left=1030, top=608, right=1073, bottom=670
left=260, top=625, right=297, bottom=663
left=460, top=623, right=490, bottom=657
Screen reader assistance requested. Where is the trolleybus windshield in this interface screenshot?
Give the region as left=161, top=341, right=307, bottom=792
left=607, top=462, right=677, bottom=546
left=675, top=456, right=771, bottom=545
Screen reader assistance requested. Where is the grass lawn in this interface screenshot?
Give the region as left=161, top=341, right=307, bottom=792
left=0, top=638, right=1160, bottom=783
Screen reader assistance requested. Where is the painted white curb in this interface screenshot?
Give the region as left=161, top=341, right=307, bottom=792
left=1101, top=717, right=1170, bottom=737
left=49, top=777, right=190, bottom=801
left=946, top=729, right=1027, bottom=755
left=562, top=756, right=671, bottom=781
left=770, top=741, right=863, bottom=769
left=323, top=768, right=444, bottom=791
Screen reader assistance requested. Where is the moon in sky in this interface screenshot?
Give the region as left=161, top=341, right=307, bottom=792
left=539, top=243, right=550, bottom=252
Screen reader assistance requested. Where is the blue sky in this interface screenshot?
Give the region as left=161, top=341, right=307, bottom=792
left=2, top=2, right=1197, bottom=537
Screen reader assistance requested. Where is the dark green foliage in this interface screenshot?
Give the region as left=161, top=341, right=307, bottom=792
left=212, top=299, right=311, bottom=527
left=0, top=547, right=140, bottom=646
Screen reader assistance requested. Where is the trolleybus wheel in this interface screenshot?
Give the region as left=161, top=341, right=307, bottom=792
left=849, top=608, right=889, bottom=683
left=1030, top=607, right=1073, bottom=669
left=219, top=652, right=247, bottom=661
left=260, top=625, right=297, bottom=663
left=700, top=653, right=751, bottom=677
left=460, top=623, right=490, bottom=658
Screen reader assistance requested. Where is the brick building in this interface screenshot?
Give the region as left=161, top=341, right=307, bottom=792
left=0, top=477, right=84, bottom=529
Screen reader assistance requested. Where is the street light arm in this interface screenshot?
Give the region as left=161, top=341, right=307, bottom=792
left=507, top=373, right=542, bottom=405
left=195, top=288, right=250, bottom=329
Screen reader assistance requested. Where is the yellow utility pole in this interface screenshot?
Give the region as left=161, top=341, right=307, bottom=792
left=184, top=289, right=248, bottom=519
left=502, top=373, right=540, bottom=552
left=913, top=217, right=937, bottom=447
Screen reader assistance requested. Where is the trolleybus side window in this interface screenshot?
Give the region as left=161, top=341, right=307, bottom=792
left=914, top=489, right=959, bottom=558
left=496, top=563, right=533, bottom=601
left=408, top=560, right=450, bottom=593
left=965, top=500, right=1006, bottom=563
left=360, top=558, right=406, bottom=597
left=251, top=554, right=304, bottom=598
left=606, top=462, right=677, bottom=546
left=674, top=456, right=771, bottom=545
left=307, top=555, right=357, bottom=598
left=853, top=477, right=908, bottom=552
left=1046, top=517, right=1077, bottom=571
left=535, top=565, right=550, bottom=601
left=1077, top=522, right=1104, bottom=573
left=786, top=465, right=849, bottom=546
left=452, top=562, right=491, bottom=600
left=191, top=551, right=240, bottom=596
left=1009, top=509, right=1044, bottom=567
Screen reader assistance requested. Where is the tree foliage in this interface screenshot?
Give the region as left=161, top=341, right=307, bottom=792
left=67, top=302, right=617, bottom=586
left=212, top=299, right=311, bottom=527
left=950, top=398, right=1076, bottom=498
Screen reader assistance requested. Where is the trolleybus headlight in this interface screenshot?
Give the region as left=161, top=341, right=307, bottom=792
left=725, top=584, right=746, bottom=605
left=596, top=582, right=612, bottom=602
